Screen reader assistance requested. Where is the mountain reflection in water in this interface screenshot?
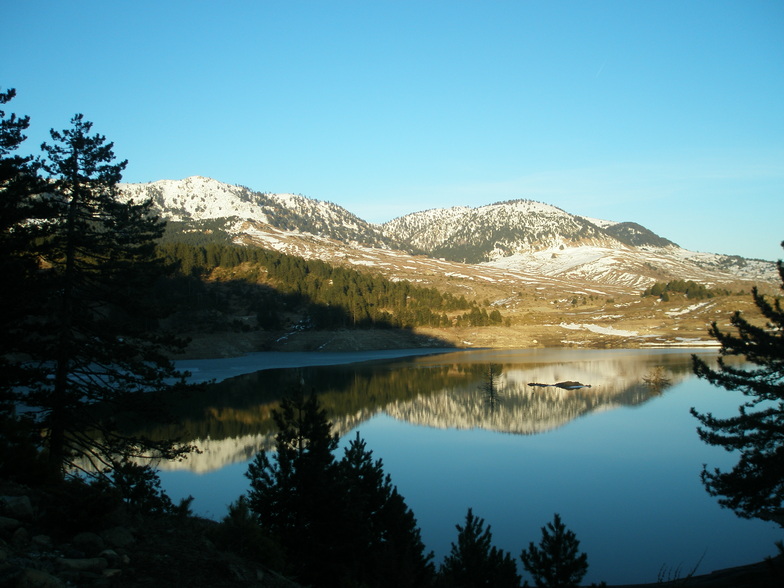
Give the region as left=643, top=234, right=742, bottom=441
left=153, top=348, right=781, bottom=586
left=149, top=348, right=705, bottom=474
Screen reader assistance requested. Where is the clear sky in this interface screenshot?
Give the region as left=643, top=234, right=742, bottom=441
left=5, top=1, right=783, bottom=261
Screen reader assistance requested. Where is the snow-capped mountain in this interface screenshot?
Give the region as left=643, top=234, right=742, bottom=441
left=379, top=200, right=774, bottom=288
left=120, top=176, right=398, bottom=249
left=380, top=199, right=680, bottom=263
left=119, top=176, right=777, bottom=290
left=382, top=200, right=617, bottom=263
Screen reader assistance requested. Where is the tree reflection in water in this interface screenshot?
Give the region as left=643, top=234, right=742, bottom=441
left=139, top=348, right=712, bottom=474
left=147, top=348, right=781, bottom=585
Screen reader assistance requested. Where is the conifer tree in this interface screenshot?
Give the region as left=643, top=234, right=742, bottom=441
left=691, top=243, right=784, bottom=525
left=246, top=394, right=435, bottom=587
left=0, top=88, right=45, bottom=404
left=438, top=508, right=521, bottom=588
left=245, top=390, right=345, bottom=585
left=520, top=513, right=588, bottom=588
left=339, top=432, right=434, bottom=587
left=8, top=114, right=195, bottom=478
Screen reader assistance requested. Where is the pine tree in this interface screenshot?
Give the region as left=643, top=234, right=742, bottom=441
left=339, top=432, right=434, bottom=587
left=246, top=393, right=435, bottom=587
left=11, top=114, right=195, bottom=478
left=480, top=365, right=503, bottom=410
left=691, top=243, right=784, bottom=525
left=520, top=513, right=588, bottom=588
left=0, top=88, right=45, bottom=406
left=245, top=390, right=345, bottom=586
left=438, top=508, right=521, bottom=588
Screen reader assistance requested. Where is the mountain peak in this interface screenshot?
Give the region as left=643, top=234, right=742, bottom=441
left=119, top=176, right=777, bottom=288
left=119, top=177, right=398, bottom=249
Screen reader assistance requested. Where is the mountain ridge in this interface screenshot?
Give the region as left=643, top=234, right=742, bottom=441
left=119, top=176, right=778, bottom=291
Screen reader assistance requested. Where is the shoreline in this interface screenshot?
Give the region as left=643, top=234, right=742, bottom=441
left=175, top=347, right=459, bottom=384
left=174, top=345, right=720, bottom=385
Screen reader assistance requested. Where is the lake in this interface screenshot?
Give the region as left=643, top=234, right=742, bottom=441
left=153, top=348, right=782, bottom=585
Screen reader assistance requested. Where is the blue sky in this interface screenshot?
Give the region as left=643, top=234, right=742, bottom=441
left=5, top=1, right=783, bottom=260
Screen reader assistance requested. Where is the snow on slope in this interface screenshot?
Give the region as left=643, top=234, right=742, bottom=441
left=580, top=216, right=618, bottom=229
left=383, top=199, right=599, bottom=255
left=120, top=176, right=778, bottom=290
left=483, top=243, right=778, bottom=288
left=120, top=176, right=394, bottom=248
left=120, top=176, right=270, bottom=222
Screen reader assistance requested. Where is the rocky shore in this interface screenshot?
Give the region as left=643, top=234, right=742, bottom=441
left=0, top=484, right=300, bottom=588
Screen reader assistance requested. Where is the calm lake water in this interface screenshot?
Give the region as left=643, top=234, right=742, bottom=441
left=155, top=348, right=781, bottom=585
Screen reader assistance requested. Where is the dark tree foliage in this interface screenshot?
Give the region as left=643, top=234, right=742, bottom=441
left=481, top=365, right=503, bottom=410
left=438, top=508, right=521, bottom=588
left=246, top=390, right=344, bottom=585
left=0, top=88, right=46, bottom=407
left=5, top=113, right=196, bottom=478
left=691, top=243, right=784, bottom=525
left=519, top=513, right=588, bottom=588
left=246, top=392, right=433, bottom=587
left=642, top=279, right=730, bottom=300
left=339, top=432, right=435, bottom=587
left=157, top=241, right=503, bottom=330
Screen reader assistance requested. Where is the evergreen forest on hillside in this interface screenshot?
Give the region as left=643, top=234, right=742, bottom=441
left=641, top=279, right=736, bottom=301
left=156, top=241, right=506, bottom=331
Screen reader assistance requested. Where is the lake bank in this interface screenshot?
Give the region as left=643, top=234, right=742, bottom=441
left=178, top=323, right=719, bottom=361
left=175, top=347, right=458, bottom=384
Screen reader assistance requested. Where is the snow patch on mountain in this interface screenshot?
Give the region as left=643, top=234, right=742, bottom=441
left=483, top=243, right=778, bottom=288
left=558, top=322, right=642, bottom=337
left=580, top=216, right=617, bottom=229
left=382, top=198, right=623, bottom=264
left=120, top=176, right=778, bottom=291
left=120, top=176, right=396, bottom=249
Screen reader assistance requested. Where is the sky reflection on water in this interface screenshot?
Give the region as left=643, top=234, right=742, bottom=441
left=159, top=348, right=782, bottom=585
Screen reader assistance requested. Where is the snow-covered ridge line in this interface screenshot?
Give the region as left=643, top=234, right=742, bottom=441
left=119, top=176, right=778, bottom=288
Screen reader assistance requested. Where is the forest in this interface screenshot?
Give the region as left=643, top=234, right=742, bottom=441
left=641, top=279, right=735, bottom=300
left=155, top=241, right=506, bottom=331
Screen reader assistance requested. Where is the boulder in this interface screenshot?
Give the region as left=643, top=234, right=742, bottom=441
left=31, top=534, right=53, bottom=551
left=56, top=557, right=108, bottom=572
left=12, top=526, right=31, bottom=548
left=71, top=531, right=104, bottom=556
left=14, top=568, right=65, bottom=588
left=102, top=568, right=123, bottom=579
left=0, top=515, right=21, bottom=534
left=101, top=525, right=134, bottom=548
left=98, top=548, right=126, bottom=567
left=0, top=495, right=34, bottom=520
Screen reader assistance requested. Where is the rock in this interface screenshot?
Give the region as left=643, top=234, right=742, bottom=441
left=71, top=531, right=104, bottom=556
left=101, top=525, right=134, bottom=548
left=57, top=557, right=109, bottom=572
left=60, top=546, right=84, bottom=559
left=12, top=526, right=30, bottom=548
left=554, top=380, right=591, bottom=389
left=102, top=568, right=123, bottom=578
left=0, top=496, right=33, bottom=520
left=31, top=534, right=53, bottom=551
left=14, top=568, right=65, bottom=588
left=0, top=515, right=21, bottom=534
left=99, top=548, right=124, bottom=567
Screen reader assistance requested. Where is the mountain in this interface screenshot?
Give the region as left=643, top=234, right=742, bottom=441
left=120, top=175, right=398, bottom=249
left=381, top=199, right=621, bottom=263
left=602, top=221, right=678, bottom=248
left=119, top=176, right=777, bottom=292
